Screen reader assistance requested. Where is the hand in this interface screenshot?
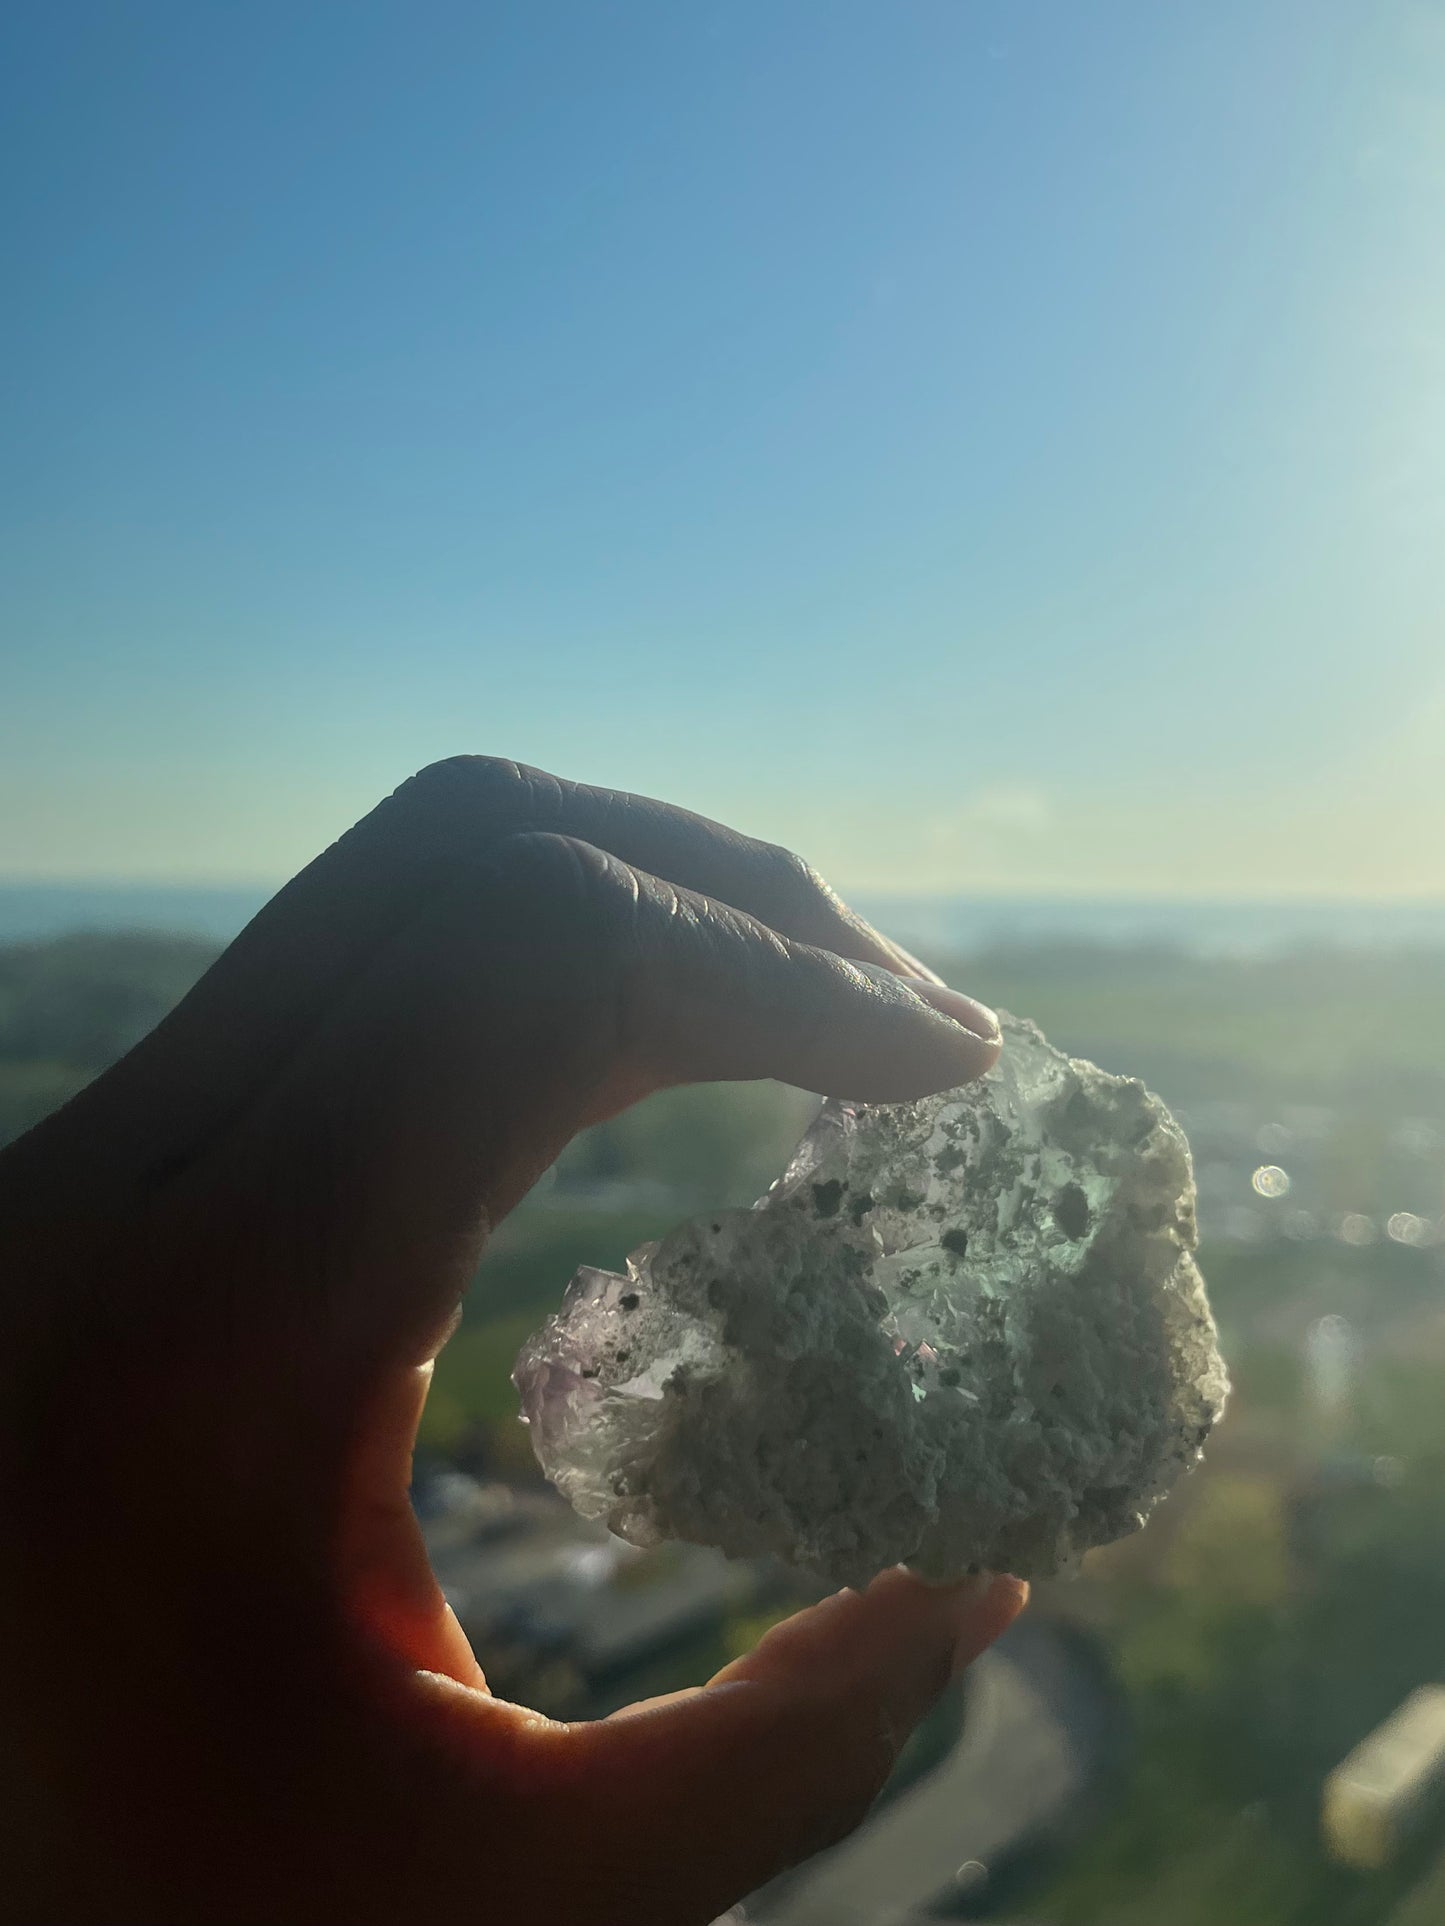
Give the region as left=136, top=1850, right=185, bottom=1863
left=0, top=758, right=1026, bottom=1925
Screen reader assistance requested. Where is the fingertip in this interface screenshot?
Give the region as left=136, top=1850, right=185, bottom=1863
left=951, top=1572, right=1029, bottom=1674
left=844, top=964, right=1002, bottom=1090
left=860, top=1565, right=1026, bottom=1667
left=918, top=1004, right=1002, bottom=1089
left=847, top=1565, right=1026, bottom=1681
left=909, top=982, right=1002, bottom=1048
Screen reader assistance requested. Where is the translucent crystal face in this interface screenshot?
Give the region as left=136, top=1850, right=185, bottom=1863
left=514, top=1016, right=1229, bottom=1585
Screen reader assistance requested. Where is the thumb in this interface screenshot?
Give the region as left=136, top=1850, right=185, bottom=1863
left=554, top=1569, right=1029, bottom=1924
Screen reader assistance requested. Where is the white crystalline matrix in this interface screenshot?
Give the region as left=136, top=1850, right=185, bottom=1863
left=513, top=1015, right=1229, bottom=1585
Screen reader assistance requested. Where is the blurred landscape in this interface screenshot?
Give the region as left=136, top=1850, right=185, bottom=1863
left=4, top=900, right=1445, bottom=1923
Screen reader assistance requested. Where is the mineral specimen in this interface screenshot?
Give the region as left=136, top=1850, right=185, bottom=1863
left=513, top=1016, right=1228, bottom=1585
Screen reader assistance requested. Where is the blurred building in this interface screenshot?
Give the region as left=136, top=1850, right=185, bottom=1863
left=1322, top=1686, right=1445, bottom=1872
left=417, top=1469, right=779, bottom=1716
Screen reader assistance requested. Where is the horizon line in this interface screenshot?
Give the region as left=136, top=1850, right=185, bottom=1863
left=2, top=878, right=1445, bottom=912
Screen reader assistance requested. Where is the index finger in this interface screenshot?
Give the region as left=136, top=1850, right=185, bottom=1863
left=301, top=755, right=944, bottom=987
left=393, top=760, right=939, bottom=979
left=39, top=759, right=971, bottom=1195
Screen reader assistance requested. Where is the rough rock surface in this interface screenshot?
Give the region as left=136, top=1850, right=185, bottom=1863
left=513, top=1016, right=1229, bottom=1584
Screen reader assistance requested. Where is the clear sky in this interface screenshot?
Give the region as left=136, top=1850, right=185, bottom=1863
left=3, top=1, right=1443, bottom=898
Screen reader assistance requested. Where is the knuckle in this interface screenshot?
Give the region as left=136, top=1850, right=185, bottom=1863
left=490, top=826, right=593, bottom=890
left=491, top=832, right=642, bottom=954
left=763, top=841, right=836, bottom=915
left=466, top=834, right=646, bottom=1068
left=395, top=755, right=563, bottom=827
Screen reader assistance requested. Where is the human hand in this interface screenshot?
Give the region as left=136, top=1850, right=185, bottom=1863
left=0, top=758, right=1026, bottom=1925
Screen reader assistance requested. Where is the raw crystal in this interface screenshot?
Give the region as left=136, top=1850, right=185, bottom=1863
left=513, top=1016, right=1228, bottom=1585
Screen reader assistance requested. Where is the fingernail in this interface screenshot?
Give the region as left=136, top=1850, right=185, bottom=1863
left=852, top=962, right=999, bottom=1042
left=911, top=984, right=1001, bottom=1044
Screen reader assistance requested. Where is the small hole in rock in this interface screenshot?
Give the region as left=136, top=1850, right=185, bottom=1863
left=1054, top=1183, right=1091, bottom=1240
left=811, top=1179, right=844, bottom=1217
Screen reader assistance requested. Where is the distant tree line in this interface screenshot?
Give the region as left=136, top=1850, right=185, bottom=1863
left=0, top=932, right=218, bottom=1147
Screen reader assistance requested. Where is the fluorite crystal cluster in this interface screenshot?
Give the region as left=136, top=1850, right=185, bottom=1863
left=513, top=1016, right=1228, bottom=1585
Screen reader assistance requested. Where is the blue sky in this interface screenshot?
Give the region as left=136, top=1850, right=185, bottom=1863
left=3, top=1, right=1443, bottom=897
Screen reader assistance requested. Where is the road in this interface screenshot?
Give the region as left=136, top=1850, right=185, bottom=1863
left=743, top=1616, right=1121, bottom=1925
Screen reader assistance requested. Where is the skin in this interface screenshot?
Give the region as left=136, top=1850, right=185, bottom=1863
left=0, top=758, right=1028, bottom=1926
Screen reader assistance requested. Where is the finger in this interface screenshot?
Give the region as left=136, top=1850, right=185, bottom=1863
left=16, top=759, right=976, bottom=1202
left=406, top=831, right=998, bottom=1101
left=513, top=1570, right=1029, bottom=1924
left=335, top=756, right=942, bottom=980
